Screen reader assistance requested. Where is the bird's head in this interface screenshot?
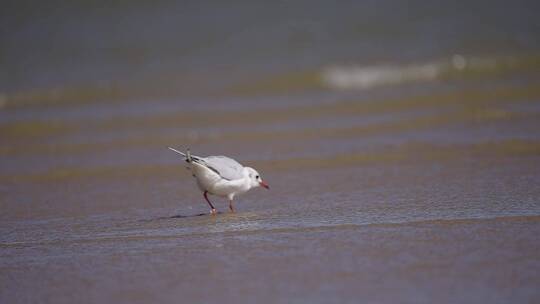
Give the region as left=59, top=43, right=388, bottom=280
left=245, top=167, right=269, bottom=190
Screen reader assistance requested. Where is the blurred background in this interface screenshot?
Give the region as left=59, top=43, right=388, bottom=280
left=2, top=1, right=540, bottom=303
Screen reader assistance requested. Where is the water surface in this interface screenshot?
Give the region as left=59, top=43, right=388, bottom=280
left=1, top=1, right=540, bottom=303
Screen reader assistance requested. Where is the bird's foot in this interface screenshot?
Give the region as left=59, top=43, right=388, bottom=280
left=210, top=208, right=218, bottom=215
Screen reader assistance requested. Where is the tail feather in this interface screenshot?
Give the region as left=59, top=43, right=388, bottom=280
left=186, top=149, right=192, bottom=162
left=168, top=147, right=192, bottom=163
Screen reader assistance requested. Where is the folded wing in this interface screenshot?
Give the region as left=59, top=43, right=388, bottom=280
left=199, top=156, right=244, bottom=181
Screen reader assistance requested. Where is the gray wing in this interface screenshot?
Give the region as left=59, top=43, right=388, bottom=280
left=199, top=156, right=244, bottom=181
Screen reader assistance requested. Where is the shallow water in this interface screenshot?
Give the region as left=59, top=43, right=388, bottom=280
left=2, top=1, right=540, bottom=303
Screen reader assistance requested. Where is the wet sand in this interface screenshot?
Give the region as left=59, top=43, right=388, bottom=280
left=2, top=214, right=540, bottom=303
left=2, top=1, right=540, bottom=303
left=2, top=154, right=540, bottom=303
left=3, top=80, right=540, bottom=303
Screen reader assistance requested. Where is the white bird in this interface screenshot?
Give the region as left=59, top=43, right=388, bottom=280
left=168, top=147, right=269, bottom=214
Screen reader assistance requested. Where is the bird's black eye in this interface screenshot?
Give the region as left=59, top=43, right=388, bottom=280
left=256, top=175, right=259, bottom=179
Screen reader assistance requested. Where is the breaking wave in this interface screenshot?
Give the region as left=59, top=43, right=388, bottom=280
left=321, top=54, right=540, bottom=90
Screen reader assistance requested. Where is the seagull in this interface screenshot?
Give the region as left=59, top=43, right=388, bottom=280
left=168, top=147, right=269, bottom=214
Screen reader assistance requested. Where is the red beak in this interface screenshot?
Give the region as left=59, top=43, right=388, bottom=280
left=259, top=181, right=270, bottom=189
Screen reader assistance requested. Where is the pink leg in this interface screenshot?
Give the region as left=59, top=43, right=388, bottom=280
left=203, top=191, right=217, bottom=215
left=229, top=200, right=235, bottom=213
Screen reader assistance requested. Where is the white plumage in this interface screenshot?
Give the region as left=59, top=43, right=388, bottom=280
left=168, top=147, right=269, bottom=214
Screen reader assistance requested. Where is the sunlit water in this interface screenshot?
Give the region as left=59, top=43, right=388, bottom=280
left=1, top=1, right=540, bottom=303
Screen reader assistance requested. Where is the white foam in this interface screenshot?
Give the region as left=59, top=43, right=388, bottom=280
left=322, top=63, right=440, bottom=90
left=320, top=54, right=519, bottom=90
